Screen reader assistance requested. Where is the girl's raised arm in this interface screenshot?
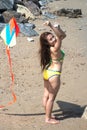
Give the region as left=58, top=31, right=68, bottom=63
left=44, top=21, right=66, bottom=40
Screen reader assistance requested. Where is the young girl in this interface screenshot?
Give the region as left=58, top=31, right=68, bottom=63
left=39, top=21, right=66, bottom=124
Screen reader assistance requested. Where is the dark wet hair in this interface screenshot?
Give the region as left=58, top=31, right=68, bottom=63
left=39, top=32, right=52, bottom=71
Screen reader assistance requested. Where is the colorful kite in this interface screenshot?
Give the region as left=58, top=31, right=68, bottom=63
left=0, top=17, right=20, bottom=109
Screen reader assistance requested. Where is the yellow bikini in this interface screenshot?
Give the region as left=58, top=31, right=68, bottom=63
left=43, top=69, right=61, bottom=80
left=43, top=50, right=65, bottom=80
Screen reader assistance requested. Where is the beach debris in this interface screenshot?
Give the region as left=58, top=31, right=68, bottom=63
left=38, top=27, right=46, bottom=31
left=42, top=11, right=57, bottom=19
left=81, top=106, right=87, bottom=119
left=53, top=8, right=82, bottom=18
left=16, top=4, right=35, bottom=20
left=39, top=0, right=48, bottom=9
left=39, top=0, right=54, bottom=6
left=27, top=37, right=34, bottom=42
left=39, top=0, right=48, bottom=6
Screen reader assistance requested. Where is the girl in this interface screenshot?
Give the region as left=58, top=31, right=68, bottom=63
left=39, top=21, right=66, bottom=124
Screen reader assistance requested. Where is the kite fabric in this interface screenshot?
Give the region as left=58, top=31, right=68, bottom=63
left=0, top=18, right=20, bottom=109
left=0, top=17, right=20, bottom=47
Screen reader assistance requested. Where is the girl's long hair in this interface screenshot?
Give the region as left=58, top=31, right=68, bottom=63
left=39, top=32, right=52, bottom=71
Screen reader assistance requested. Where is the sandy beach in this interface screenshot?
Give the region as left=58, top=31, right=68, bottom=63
left=0, top=0, right=87, bottom=129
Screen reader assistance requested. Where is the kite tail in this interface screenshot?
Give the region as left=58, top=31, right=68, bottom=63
left=0, top=47, right=16, bottom=109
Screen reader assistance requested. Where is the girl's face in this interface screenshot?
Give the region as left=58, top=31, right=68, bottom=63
left=46, top=34, right=56, bottom=46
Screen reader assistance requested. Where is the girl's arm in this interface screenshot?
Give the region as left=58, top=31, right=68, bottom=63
left=44, top=21, right=66, bottom=40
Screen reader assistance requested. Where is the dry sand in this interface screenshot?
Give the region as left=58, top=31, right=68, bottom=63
left=0, top=0, right=87, bottom=129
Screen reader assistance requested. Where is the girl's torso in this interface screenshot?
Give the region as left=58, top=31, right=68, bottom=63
left=48, top=49, right=65, bottom=72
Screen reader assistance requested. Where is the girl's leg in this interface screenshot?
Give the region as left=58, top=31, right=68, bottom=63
left=43, top=80, right=49, bottom=111
left=43, top=79, right=56, bottom=119
left=45, top=76, right=60, bottom=124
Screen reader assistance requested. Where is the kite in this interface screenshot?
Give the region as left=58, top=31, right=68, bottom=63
left=0, top=17, right=20, bottom=109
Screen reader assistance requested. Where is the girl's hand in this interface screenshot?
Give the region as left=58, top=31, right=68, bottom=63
left=43, top=21, right=51, bottom=26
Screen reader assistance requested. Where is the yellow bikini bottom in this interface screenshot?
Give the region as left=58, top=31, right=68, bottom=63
left=43, top=69, right=61, bottom=80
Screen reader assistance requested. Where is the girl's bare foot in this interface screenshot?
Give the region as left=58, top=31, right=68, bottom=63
left=51, top=115, right=59, bottom=120
left=51, top=115, right=56, bottom=119
left=45, top=118, right=60, bottom=124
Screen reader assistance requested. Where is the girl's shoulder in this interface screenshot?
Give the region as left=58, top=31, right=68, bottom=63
left=50, top=46, right=59, bottom=53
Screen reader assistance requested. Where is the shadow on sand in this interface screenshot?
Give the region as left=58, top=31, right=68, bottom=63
left=53, top=100, right=86, bottom=120
left=4, top=100, right=86, bottom=120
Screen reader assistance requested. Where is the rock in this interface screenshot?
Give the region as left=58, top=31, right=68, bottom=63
left=0, top=0, right=13, bottom=13
left=53, top=8, right=82, bottom=18
left=24, top=1, right=41, bottom=16
left=2, top=10, right=28, bottom=23
left=18, top=23, right=39, bottom=37
left=0, top=14, right=5, bottom=23
left=30, top=0, right=41, bottom=8
left=14, top=0, right=24, bottom=5
left=9, top=0, right=14, bottom=5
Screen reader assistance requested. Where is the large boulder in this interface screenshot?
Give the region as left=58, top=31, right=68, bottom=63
left=2, top=10, right=28, bottom=23
left=29, top=0, right=41, bottom=8
left=0, top=0, right=13, bottom=13
left=53, top=8, right=82, bottom=18
left=24, top=1, right=41, bottom=16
